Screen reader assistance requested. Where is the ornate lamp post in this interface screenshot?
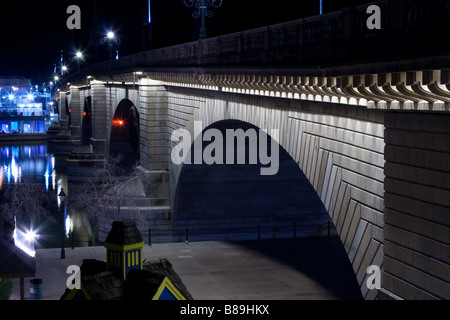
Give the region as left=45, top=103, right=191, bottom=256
left=59, top=188, right=66, bottom=259
left=183, top=0, right=223, bottom=40
left=101, top=32, right=121, bottom=61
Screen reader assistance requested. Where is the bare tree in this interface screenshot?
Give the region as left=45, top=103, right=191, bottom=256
left=0, top=181, right=56, bottom=241
left=70, top=157, right=148, bottom=235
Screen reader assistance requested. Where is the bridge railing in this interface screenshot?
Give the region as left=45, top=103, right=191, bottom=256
left=61, top=0, right=449, bottom=86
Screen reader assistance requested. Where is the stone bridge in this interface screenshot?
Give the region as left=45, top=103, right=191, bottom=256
left=51, top=0, right=450, bottom=300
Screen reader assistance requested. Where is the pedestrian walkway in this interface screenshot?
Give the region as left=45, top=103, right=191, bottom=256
left=9, top=236, right=363, bottom=300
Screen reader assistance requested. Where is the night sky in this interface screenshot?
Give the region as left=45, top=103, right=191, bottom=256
left=0, top=0, right=374, bottom=85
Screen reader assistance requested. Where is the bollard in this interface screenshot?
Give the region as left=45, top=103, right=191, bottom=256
left=185, top=227, right=189, bottom=244
left=148, top=229, right=152, bottom=247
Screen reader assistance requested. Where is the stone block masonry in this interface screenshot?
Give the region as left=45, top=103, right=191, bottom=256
left=383, top=112, right=450, bottom=300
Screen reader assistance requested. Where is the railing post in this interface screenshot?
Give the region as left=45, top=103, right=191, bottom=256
left=185, top=227, right=189, bottom=244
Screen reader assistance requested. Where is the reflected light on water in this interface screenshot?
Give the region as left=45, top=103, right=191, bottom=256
left=65, top=215, right=74, bottom=239
left=1, top=144, right=95, bottom=248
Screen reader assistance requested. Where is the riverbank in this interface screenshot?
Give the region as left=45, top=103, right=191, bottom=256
left=0, top=133, right=47, bottom=144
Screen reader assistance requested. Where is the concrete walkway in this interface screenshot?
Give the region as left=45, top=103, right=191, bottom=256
left=9, top=237, right=363, bottom=300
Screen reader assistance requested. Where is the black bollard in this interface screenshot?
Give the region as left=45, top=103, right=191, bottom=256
left=185, top=227, right=189, bottom=244
left=148, top=229, right=152, bottom=247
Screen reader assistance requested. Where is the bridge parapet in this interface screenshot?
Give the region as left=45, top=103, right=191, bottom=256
left=57, top=0, right=450, bottom=94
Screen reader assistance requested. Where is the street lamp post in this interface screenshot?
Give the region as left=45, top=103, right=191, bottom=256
left=101, top=32, right=121, bottom=61
left=75, top=51, right=85, bottom=71
left=183, top=0, right=223, bottom=40
left=59, top=188, right=66, bottom=259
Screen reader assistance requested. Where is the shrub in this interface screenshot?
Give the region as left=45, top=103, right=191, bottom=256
left=0, top=278, right=13, bottom=300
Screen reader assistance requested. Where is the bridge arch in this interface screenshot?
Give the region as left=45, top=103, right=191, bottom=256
left=81, top=96, right=92, bottom=145
left=161, top=88, right=386, bottom=298
left=172, top=119, right=330, bottom=237
left=109, top=99, right=140, bottom=167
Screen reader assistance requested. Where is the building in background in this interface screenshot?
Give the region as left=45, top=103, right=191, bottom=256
left=0, top=77, right=53, bottom=134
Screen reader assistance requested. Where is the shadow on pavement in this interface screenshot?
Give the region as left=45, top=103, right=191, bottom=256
left=231, top=236, right=363, bottom=300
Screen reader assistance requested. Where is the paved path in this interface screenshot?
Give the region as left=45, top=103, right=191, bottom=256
left=9, top=237, right=363, bottom=300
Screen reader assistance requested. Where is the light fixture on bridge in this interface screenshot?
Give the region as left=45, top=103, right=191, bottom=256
left=75, top=51, right=86, bottom=72
left=183, top=0, right=223, bottom=40
left=101, top=31, right=121, bottom=61
left=113, top=119, right=125, bottom=127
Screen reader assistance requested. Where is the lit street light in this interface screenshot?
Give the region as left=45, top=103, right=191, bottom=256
left=101, top=31, right=121, bottom=61
left=75, top=51, right=85, bottom=71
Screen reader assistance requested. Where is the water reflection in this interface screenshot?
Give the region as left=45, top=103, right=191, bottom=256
left=0, top=143, right=94, bottom=249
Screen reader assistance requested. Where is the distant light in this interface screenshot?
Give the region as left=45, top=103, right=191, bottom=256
left=76, top=51, right=83, bottom=59
left=62, top=66, right=68, bottom=72
left=113, top=119, right=125, bottom=126
left=54, top=76, right=59, bottom=81
left=107, top=32, right=115, bottom=39
left=27, top=93, right=34, bottom=101
left=8, top=94, right=14, bottom=101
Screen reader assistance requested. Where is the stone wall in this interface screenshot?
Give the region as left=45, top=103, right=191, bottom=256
left=384, top=112, right=450, bottom=299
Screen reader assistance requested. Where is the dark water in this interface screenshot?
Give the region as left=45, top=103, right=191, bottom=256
left=0, top=142, right=95, bottom=250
